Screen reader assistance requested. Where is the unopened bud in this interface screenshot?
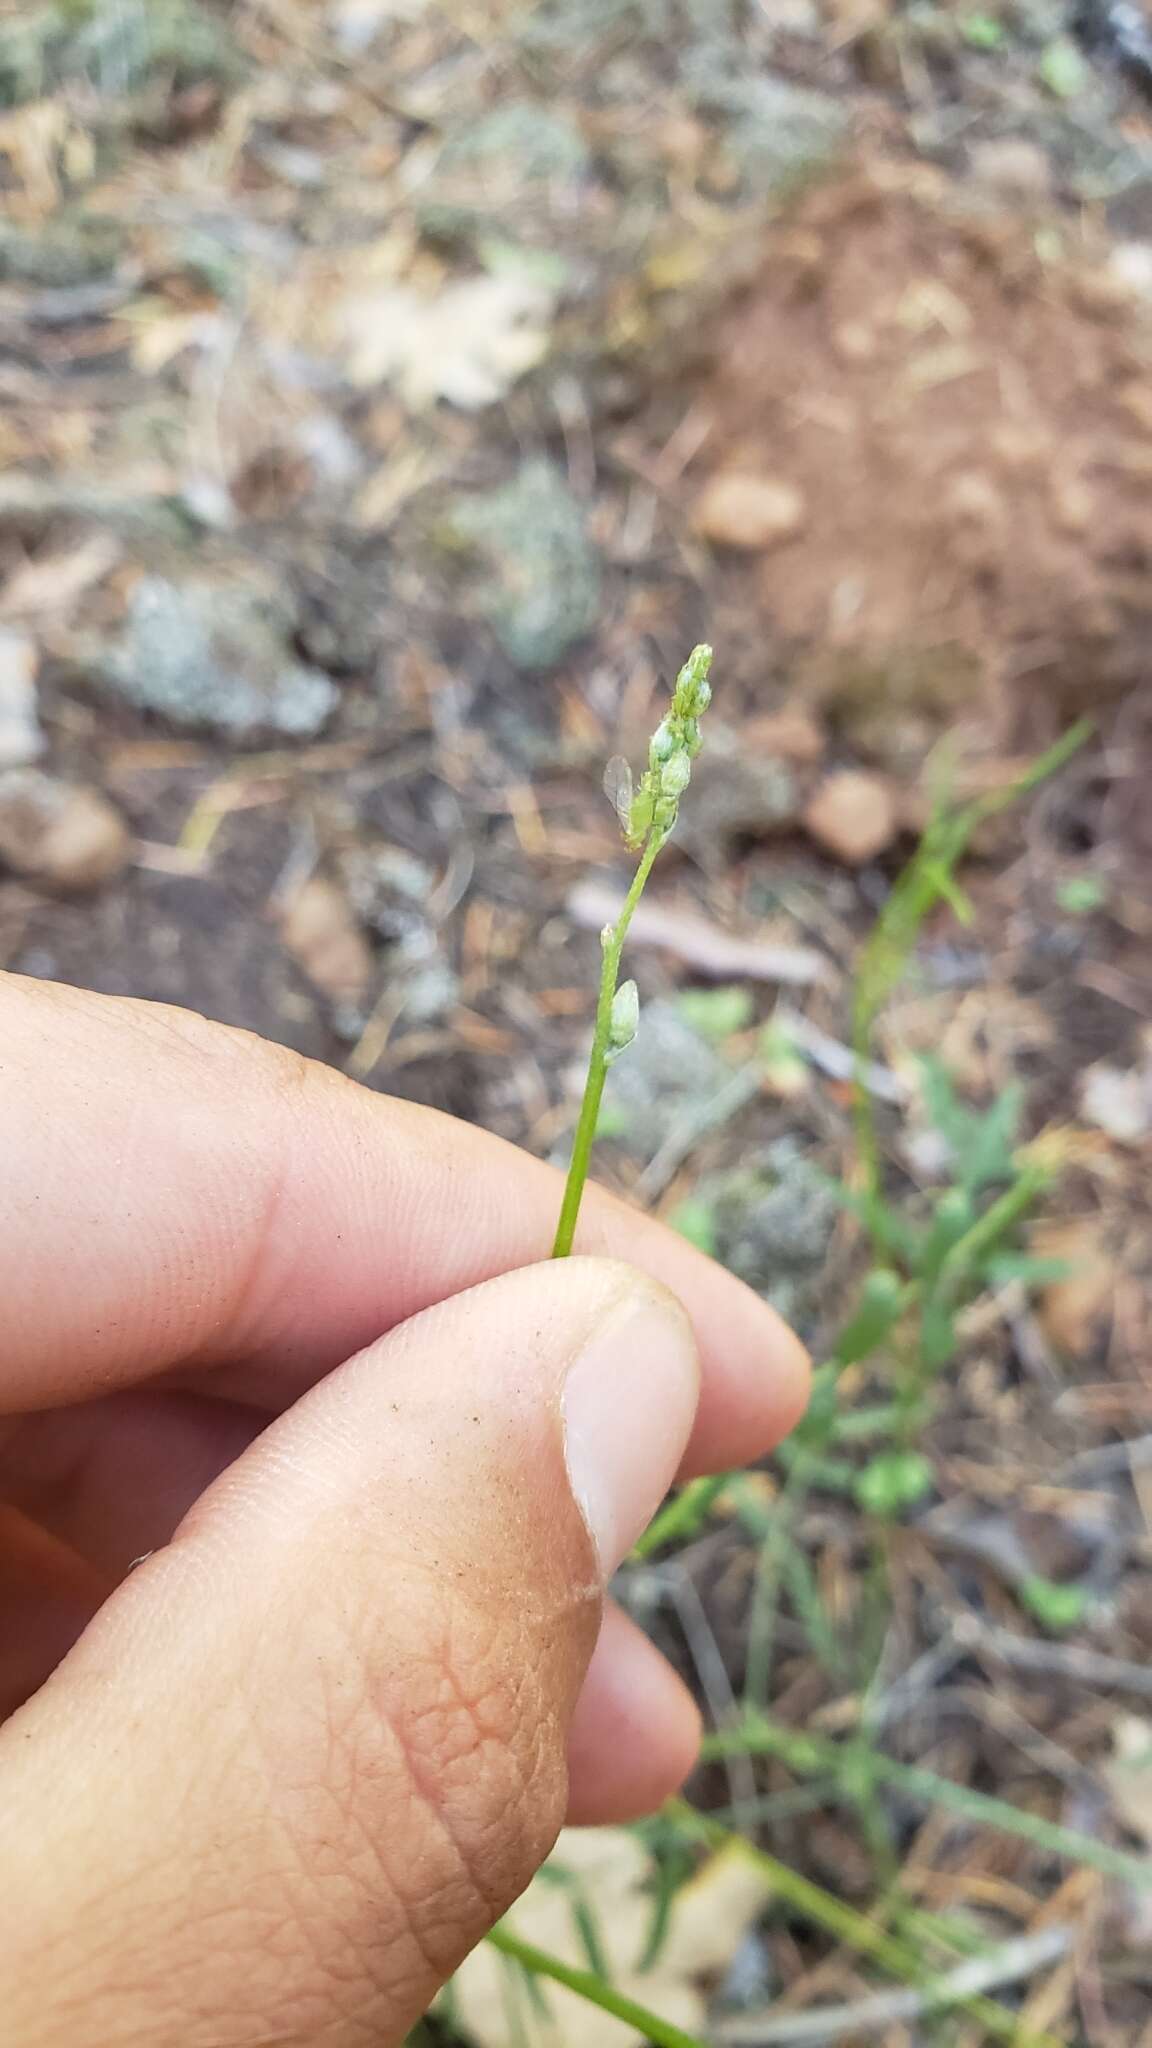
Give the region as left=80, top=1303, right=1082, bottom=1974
left=660, top=753, right=691, bottom=799
left=606, top=978, right=640, bottom=1061
left=649, top=719, right=676, bottom=766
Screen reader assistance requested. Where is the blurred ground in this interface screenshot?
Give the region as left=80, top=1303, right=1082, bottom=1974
left=3, top=0, right=1152, bottom=2038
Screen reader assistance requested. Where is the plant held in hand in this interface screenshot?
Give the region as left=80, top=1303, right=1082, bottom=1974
left=552, top=643, right=712, bottom=1259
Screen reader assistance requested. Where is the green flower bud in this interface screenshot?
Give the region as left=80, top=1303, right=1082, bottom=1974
left=660, top=753, right=691, bottom=799
left=673, top=644, right=713, bottom=719
left=605, top=978, right=639, bottom=1062
left=649, top=720, right=676, bottom=766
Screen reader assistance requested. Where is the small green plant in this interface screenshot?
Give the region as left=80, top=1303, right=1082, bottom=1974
left=552, top=644, right=712, bottom=1258
left=468, top=705, right=1096, bottom=2048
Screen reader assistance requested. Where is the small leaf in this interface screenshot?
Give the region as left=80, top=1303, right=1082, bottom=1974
left=855, top=1450, right=935, bottom=1517
left=1057, top=873, right=1107, bottom=915
left=833, top=1268, right=905, bottom=1366
left=1039, top=36, right=1088, bottom=97
left=677, top=985, right=754, bottom=1040
left=1019, top=1574, right=1090, bottom=1633
left=961, top=12, right=1006, bottom=46
left=668, top=1196, right=717, bottom=1257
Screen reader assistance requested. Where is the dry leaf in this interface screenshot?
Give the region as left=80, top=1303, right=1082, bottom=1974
left=1104, top=1717, right=1152, bottom=1845
left=279, top=876, right=374, bottom=1008
left=1035, top=1218, right=1116, bottom=1359
left=1081, top=1056, right=1152, bottom=1147
left=339, top=274, right=555, bottom=408
left=446, top=1827, right=774, bottom=2048
left=0, top=534, right=121, bottom=621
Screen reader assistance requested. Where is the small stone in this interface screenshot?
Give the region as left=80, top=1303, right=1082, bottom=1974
left=0, top=770, right=130, bottom=890
left=693, top=473, right=806, bottom=552
left=1051, top=475, right=1094, bottom=535
left=0, top=628, right=44, bottom=768
left=1108, top=241, right=1152, bottom=304
left=833, top=320, right=877, bottom=362
left=942, top=471, right=1007, bottom=529
left=804, top=770, right=898, bottom=864
left=744, top=707, right=826, bottom=763
left=280, top=875, right=375, bottom=1009
left=968, top=140, right=1053, bottom=199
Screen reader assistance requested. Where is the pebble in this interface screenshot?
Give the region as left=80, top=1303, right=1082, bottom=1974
left=803, top=769, right=898, bottom=864
left=968, top=139, right=1053, bottom=199
left=692, top=473, right=807, bottom=552
left=744, top=706, right=827, bottom=764
left=0, top=769, right=130, bottom=890
left=280, top=875, right=375, bottom=1009
left=0, top=628, right=44, bottom=768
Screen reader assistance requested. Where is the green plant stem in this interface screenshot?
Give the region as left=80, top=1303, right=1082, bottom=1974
left=552, top=831, right=663, bottom=1258
left=700, top=1718, right=1152, bottom=1891
left=663, top=1802, right=1062, bottom=2048
left=631, top=1471, right=732, bottom=1558
left=486, top=1925, right=707, bottom=2048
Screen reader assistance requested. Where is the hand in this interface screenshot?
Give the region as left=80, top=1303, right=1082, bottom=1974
left=0, top=973, right=808, bottom=2047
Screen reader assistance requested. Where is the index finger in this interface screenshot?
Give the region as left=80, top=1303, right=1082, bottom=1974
left=0, top=975, right=808, bottom=1472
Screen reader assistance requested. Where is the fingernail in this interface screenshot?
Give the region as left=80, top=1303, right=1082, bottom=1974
left=563, top=1290, right=699, bottom=1576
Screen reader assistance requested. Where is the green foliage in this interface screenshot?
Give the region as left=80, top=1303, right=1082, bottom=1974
left=960, top=11, right=1007, bottom=46
left=675, top=984, right=754, bottom=1040
left=1057, top=872, right=1108, bottom=914
left=499, top=714, right=1095, bottom=2044
left=917, top=1057, right=1021, bottom=1193
left=667, top=1194, right=717, bottom=1256
left=1018, top=1574, right=1091, bottom=1633
left=854, top=1447, right=935, bottom=1516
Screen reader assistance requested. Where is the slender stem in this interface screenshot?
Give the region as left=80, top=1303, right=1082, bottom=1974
left=486, top=1925, right=707, bottom=2048
left=552, top=831, right=663, bottom=1258
left=699, top=1718, right=1152, bottom=1891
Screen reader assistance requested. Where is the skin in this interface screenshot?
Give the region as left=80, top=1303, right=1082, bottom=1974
left=0, top=973, right=809, bottom=2047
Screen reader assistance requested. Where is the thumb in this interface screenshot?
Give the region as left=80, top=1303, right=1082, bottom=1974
left=0, top=1258, right=698, bottom=2048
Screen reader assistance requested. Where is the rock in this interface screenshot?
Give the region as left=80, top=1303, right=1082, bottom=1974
left=0, top=629, right=44, bottom=768
left=703, top=1141, right=840, bottom=1337
left=673, top=744, right=798, bottom=864
left=804, top=770, right=898, bottom=864
left=684, top=62, right=847, bottom=199
left=1080, top=1056, right=1152, bottom=1145
left=279, top=876, right=374, bottom=1010
left=796, top=643, right=984, bottom=770
left=744, top=706, right=826, bottom=763
left=693, top=474, right=806, bottom=552
left=450, top=460, right=600, bottom=671
left=103, top=576, right=338, bottom=739
left=968, top=140, right=1053, bottom=200
left=1108, top=241, right=1152, bottom=305
left=0, top=770, right=130, bottom=890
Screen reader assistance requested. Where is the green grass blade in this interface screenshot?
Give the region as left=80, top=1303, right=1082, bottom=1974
left=701, top=1718, right=1152, bottom=1892
left=486, top=1925, right=707, bottom=2048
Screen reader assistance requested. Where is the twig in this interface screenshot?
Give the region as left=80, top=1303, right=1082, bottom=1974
left=565, top=883, right=832, bottom=988
left=777, top=1006, right=908, bottom=1105
left=716, top=1924, right=1074, bottom=2045
left=957, top=1612, right=1152, bottom=1701
left=635, top=1062, right=762, bottom=1201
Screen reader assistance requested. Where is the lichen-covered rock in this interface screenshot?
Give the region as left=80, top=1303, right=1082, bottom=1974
left=450, top=460, right=600, bottom=671
left=103, top=576, right=338, bottom=740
